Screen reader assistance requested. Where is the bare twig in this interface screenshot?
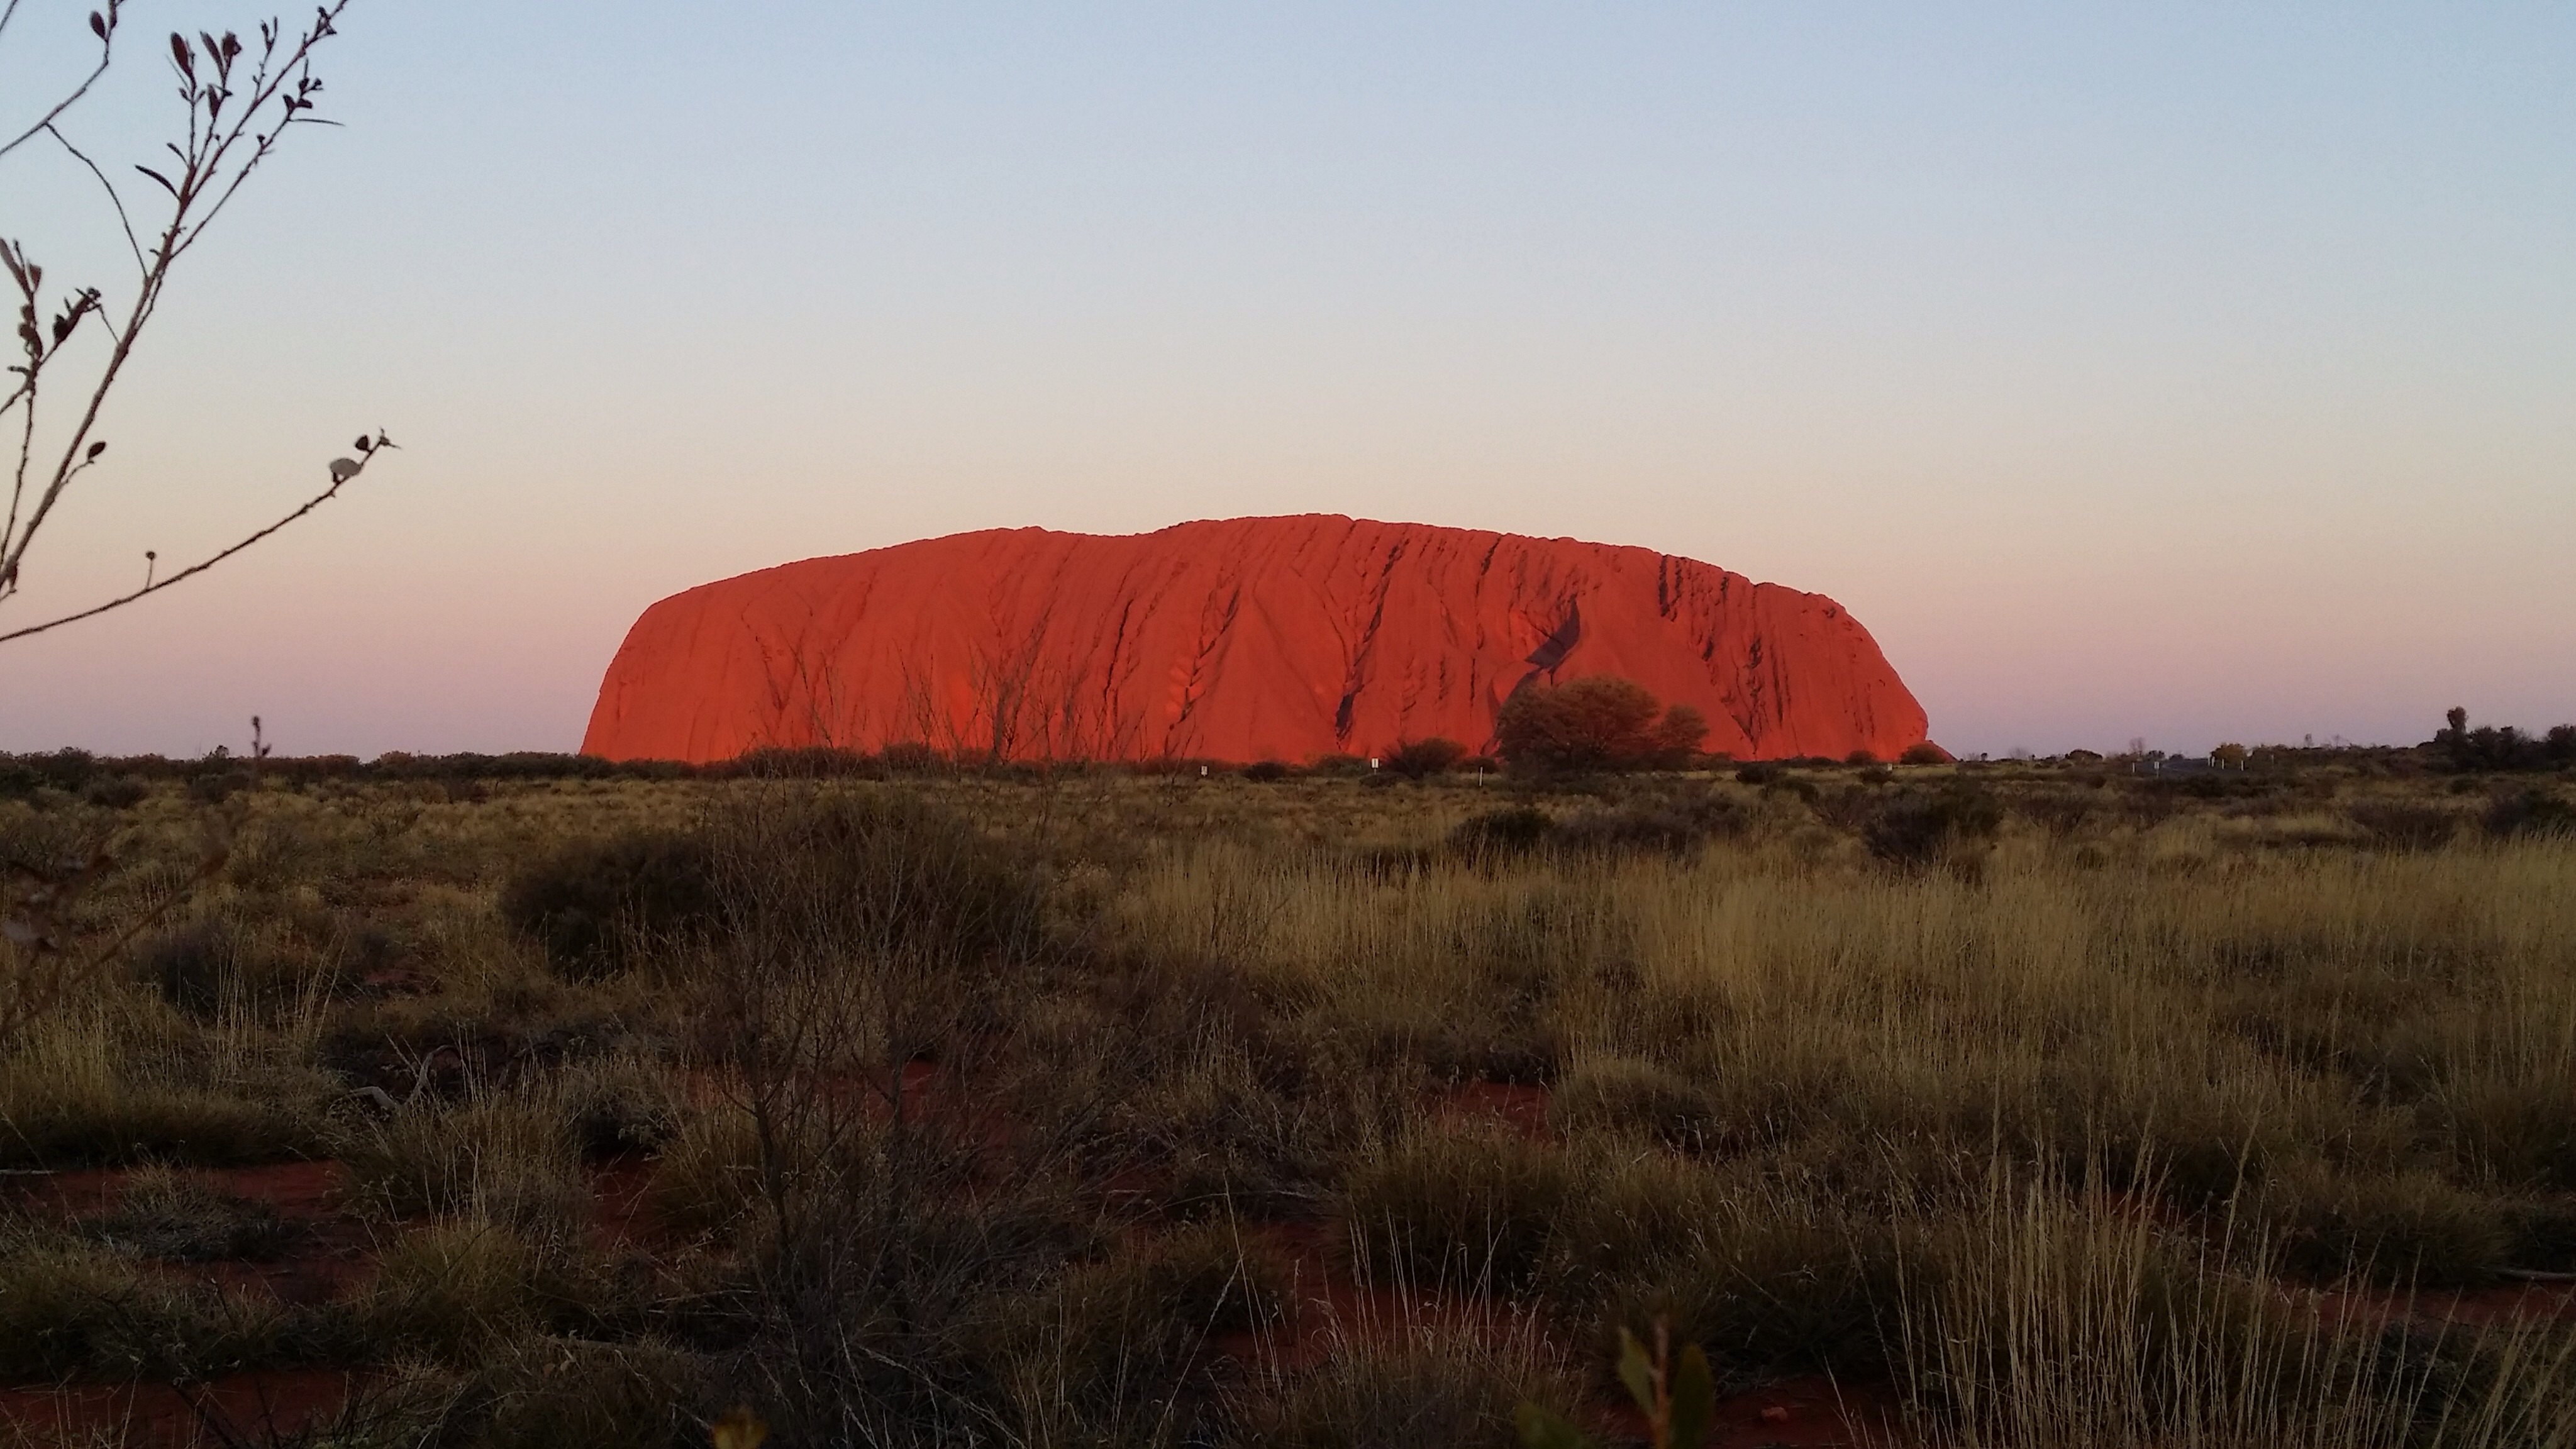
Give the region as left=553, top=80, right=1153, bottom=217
left=0, top=430, right=395, bottom=644
left=0, top=1, right=121, bottom=162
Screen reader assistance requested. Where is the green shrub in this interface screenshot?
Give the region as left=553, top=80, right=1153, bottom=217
left=499, top=828, right=720, bottom=979
left=0, top=1032, right=328, bottom=1169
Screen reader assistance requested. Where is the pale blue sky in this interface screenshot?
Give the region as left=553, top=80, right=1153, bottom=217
left=3, top=2, right=2570, bottom=757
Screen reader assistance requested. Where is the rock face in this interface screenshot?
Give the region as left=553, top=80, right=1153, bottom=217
left=580, top=516, right=1929, bottom=764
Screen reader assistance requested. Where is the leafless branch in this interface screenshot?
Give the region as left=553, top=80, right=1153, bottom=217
left=45, top=121, right=145, bottom=272
left=0, top=0, right=120, bottom=162
left=0, top=430, right=395, bottom=644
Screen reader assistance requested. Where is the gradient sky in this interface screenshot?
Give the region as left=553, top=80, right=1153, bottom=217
left=3, top=2, right=2570, bottom=759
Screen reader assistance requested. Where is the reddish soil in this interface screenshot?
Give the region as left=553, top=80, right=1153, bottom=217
left=587, top=1153, right=663, bottom=1251
left=5, top=1109, right=2562, bottom=1448
left=1435, top=1079, right=1553, bottom=1140
left=1704, top=1375, right=1906, bottom=1448
left=0, top=1370, right=358, bottom=1448
left=2316, top=1277, right=2576, bottom=1330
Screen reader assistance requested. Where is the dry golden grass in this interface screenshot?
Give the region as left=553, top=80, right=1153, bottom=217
left=0, top=758, right=2570, bottom=1446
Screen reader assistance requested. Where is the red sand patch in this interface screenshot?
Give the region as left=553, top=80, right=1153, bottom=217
left=1435, top=1079, right=1553, bottom=1140
left=0, top=1370, right=357, bottom=1448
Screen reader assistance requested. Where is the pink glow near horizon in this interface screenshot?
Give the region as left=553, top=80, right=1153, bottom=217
left=3, top=3, right=2570, bottom=758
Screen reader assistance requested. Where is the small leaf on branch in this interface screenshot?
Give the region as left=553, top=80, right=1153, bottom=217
left=135, top=165, right=178, bottom=197
left=91, top=11, right=109, bottom=40
left=86, top=441, right=107, bottom=460
left=355, top=435, right=371, bottom=452
left=171, top=32, right=194, bottom=77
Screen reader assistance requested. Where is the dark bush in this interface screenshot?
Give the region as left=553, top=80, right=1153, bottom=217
left=2431, top=707, right=2576, bottom=773
left=133, top=921, right=340, bottom=1019
left=731, top=746, right=883, bottom=779
left=1733, top=763, right=1781, bottom=786
left=2256, top=1164, right=2510, bottom=1289
left=2484, top=789, right=2576, bottom=840
left=708, top=789, right=1048, bottom=969
left=499, top=830, right=722, bottom=980
left=1553, top=792, right=1748, bottom=857
left=1900, top=741, right=1953, bottom=765
left=1384, top=737, right=1468, bottom=779
left=11, top=748, right=99, bottom=792
left=2012, top=789, right=2098, bottom=836
left=1861, top=783, right=2004, bottom=867
left=1241, top=760, right=1293, bottom=782
left=1448, top=807, right=1557, bottom=862
left=877, top=741, right=946, bottom=774
left=78, top=774, right=149, bottom=809
left=2346, top=801, right=2459, bottom=850
left=187, top=769, right=255, bottom=804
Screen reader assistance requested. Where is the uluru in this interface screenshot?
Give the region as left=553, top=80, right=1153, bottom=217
left=579, top=516, right=1929, bottom=765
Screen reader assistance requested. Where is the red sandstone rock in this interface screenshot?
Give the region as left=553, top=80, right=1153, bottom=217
left=580, top=516, right=1929, bottom=765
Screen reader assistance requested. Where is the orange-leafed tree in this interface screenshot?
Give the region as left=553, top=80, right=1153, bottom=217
left=1494, top=675, right=1707, bottom=774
